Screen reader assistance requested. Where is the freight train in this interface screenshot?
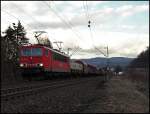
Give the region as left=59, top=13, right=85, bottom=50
left=19, top=44, right=105, bottom=79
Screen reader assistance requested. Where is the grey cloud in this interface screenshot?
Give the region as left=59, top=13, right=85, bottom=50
left=3, top=2, right=149, bottom=32
left=29, top=21, right=69, bottom=29
left=63, top=42, right=148, bottom=58
left=32, top=2, right=52, bottom=15
left=4, top=2, right=27, bottom=15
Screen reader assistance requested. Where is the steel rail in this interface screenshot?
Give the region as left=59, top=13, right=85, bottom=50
left=1, top=76, right=103, bottom=101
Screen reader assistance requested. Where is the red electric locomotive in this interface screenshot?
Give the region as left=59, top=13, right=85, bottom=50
left=19, top=44, right=70, bottom=77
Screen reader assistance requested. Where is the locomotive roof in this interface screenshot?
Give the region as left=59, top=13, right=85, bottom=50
left=20, top=44, right=70, bottom=58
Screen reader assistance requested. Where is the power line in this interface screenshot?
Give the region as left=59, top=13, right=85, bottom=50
left=85, top=1, right=90, bottom=20
left=6, top=2, right=57, bottom=41
left=69, top=47, right=79, bottom=57
left=83, top=1, right=89, bottom=22
left=43, top=1, right=83, bottom=44
left=44, top=1, right=92, bottom=49
left=1, top=3, right=8, bottom=9
left=70, top=46, right=81, bottom=57
left=11, top=2, right=47, bottom=30
left=1, top=10, right=32, bottom=30
left=70, top=46, right=80, bottom=56
left=72, top=47, right=82, bottom=57
left=48, top=1, right=98, bottom=57
left=2, top=10, right=54, bottom=47
left=95, top=47, right=107, bottom=57
left=43, top=1, right=86, bottom=55
left=83, top=1, right=109, bottom=59
left=11, top=2, right=60, bottom=47
left=50, top=1, right=81, bottom=47
left=83, top=1, right=95, bottom=48
left=13, top=2, right=75, bottom=52
left=52, top=1, right=85, bottom=41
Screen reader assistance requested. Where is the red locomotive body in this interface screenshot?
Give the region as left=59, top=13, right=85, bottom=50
left=19, top=44, right=70, bottom=75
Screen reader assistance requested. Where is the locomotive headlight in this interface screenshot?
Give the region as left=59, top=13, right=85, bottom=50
left=39, top=63, right=43, bottom=67
left=20, top=63, right=24, bottom=67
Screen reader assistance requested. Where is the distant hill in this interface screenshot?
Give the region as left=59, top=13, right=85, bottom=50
left=75, top=57, right=134, bottom=68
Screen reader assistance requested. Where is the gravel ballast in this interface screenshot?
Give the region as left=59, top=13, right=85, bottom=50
left=1, top=75, right=149, bottom=113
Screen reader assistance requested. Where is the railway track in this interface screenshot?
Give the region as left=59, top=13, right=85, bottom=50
left=1, top=78, right=74, bottom=95
left=1, top=76, right=104, bottom=101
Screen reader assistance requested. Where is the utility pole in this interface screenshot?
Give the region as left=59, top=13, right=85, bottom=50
left=67, top=48, right=72, bottom=55
left=53, top=41, right=63, bottom=52
left=95, top=45, right=109, bottom=82
left=106, top=46, right=109, bottom=81
left=106, top=46, right=109, bottom=69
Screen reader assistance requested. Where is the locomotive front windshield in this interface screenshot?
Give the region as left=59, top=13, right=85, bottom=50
left=21, top=48, right=42, bottom=56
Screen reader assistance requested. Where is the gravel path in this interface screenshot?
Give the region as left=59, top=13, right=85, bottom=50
left=83, top=76, right=149, bottom=113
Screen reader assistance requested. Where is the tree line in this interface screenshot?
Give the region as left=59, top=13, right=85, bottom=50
left=1, top=21, right=29, bottom=65
left=1, top=21, right=53, bottom=66
left=128, top=47, right=149, bottom=68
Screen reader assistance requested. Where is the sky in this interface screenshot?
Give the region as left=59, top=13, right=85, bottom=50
left=1, top=1, right=149, bottom=59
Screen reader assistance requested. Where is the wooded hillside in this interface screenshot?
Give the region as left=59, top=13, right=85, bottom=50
left=128, top=47, right=149, bottom=68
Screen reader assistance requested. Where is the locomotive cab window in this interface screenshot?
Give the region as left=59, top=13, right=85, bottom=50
left=32, top=48, right=42, bottom=56
left=21, top=48, right=31, bottom=56
left=21, top=48, right=42, bottom=56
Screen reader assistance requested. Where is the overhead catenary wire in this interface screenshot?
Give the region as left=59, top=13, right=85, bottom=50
left=50, top=1, right=81, bottom=50
left=83, top=1, right=89, bottom=23
left=47, top=1, right=97, bottom=57
left=2, top=2, right=108, bottom=58
left=83, top=1, right=95, bottom=48
left=85, top=1, right=91, bottom=20
left=2, top=2, right=46, bottom=30
left=83, top=1, right=108, bottom=58
left=2, top=2, right=79, bottom=52
left=1, top=9, right=55, bottom=46
left=1, top=10, right=33, bottom=31
left=43, top=1, right=83, bottom=44
left=92, top=20, right=109, bottom=58
left=69, top=46, right=81, bottom=57
left=51, top=1, right=89, bottom=56
left=51, top=1, right=109, bottom=58
left=11, top=2, right=43, bottom=29
left=51, top=1, right=84, bottom=41
left=2, top=2, right=79, bottom=54
left=43, top=1, right=86, bottom=56
left=10, top=2, right=57, bottom=41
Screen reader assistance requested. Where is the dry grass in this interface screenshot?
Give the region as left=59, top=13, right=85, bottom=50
left=106, top=76, right=149, bottom=113
left=124, top=68, right=149, bottom=97
left=84, top=75, right=149, bottom=113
